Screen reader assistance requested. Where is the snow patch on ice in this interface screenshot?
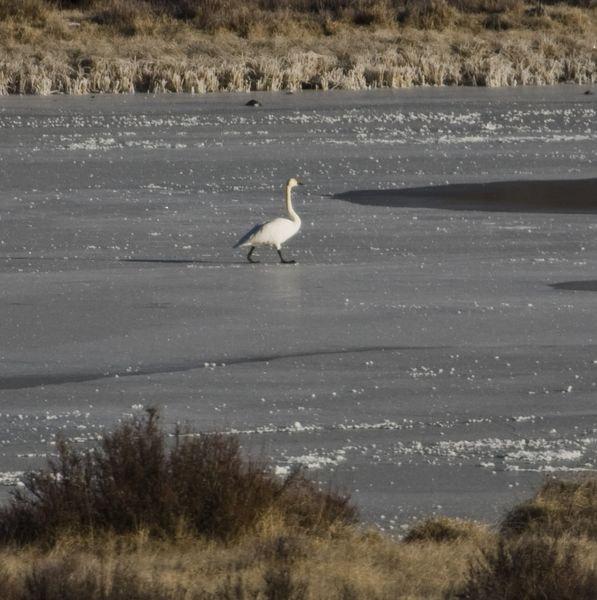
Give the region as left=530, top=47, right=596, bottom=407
left=68, top=136, right=117, bottom=150
left=0, top=471, right=24, bottom=487
left=275, top=449, right=347, bottom=477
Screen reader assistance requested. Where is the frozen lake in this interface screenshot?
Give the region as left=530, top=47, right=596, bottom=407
left=1, top=85, right=596, bottom=531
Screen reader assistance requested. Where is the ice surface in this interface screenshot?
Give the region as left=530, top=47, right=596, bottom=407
left=0, top=85, right=596, bottom=531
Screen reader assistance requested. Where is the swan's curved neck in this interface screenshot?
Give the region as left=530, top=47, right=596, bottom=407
left=286, top=185, right=300, bottom=223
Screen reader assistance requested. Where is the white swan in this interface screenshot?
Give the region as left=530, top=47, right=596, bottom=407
left=233, top=178, right=304, bottom=264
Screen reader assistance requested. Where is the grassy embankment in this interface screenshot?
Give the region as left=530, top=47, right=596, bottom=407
left=0, top=0, right=595, bottom=93
left=0, top=410, right=597, bottom=599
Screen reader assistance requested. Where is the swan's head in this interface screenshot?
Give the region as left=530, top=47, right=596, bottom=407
left=287, top=177, right=304, bottom=188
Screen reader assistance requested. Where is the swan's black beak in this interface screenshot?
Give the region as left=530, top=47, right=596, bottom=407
left=297, top=180, right=304, bottom=185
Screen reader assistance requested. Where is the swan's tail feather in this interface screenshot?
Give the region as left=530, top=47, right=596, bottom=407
left=233, top=223, right=262, bottom=248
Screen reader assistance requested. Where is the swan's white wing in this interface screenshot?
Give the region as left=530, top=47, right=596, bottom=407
left=234, top=218, right=300, bottom=249
left=252, top=218, right=300, bottom=247
left=233, top=223, right=264, bottom=248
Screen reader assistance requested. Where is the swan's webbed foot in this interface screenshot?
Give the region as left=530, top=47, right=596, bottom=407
left=277, top=249, right=296, bottom=264
left=247, top=247, right=259, bottom=264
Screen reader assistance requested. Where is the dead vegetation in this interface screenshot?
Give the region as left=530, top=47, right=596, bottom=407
left=0, top=530, right=484, bottom=599
left=0, top=411, right=597, bottom=599
left=0, top=0, right=595, bottom=93
left=0, top=409, right=355, bottom=545
left=500, top=476, right=597, bottom=539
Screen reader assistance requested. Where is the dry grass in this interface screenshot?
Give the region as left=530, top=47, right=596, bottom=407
left=0, top=0, right=595, bottom=93
left=1, top=488, right=596, bottom=599
left=0, top=527, right=487, bottom=599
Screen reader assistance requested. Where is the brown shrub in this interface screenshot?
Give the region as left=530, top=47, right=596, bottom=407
left=150, top=0, right=201, bottom=19
left=400, top=0, right=455, bottom=30
left=0, top=0, right=47, bottom=21
left=500, top=477, right=597, bottom=540
left=483, top=12, right=513, bottom=29
left=344, top=0, right=396, bottom=26
left=477, top=0, right=521, bottom=12
left=459, top=535, right=597, bottom=600
left=0, top=409, right=356, bottom=545
left=548, top=5, right=590, bottom=32
left=89, top=0, right=148, bottom=36
left=403, top=516, right=483, bottom=543
left=46, top=0, right=94, bottom=7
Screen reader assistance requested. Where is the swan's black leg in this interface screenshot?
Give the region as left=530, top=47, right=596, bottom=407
left=247, top=247, right=259, bottom=263
left=277, top=249, right=296, bottom=264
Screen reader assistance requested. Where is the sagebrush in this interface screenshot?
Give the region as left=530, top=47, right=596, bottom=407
left=0, top=409, right=356, bottom=544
